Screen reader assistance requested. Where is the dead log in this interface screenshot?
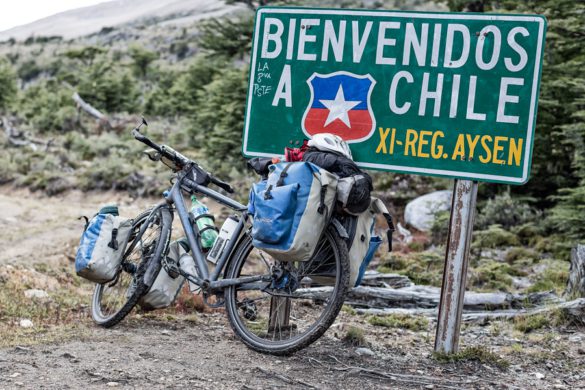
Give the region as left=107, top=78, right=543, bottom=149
left=295, top=285, right=559, bottom=311
left=359, top=271, right=413, bottom=289
left=566, top=244, right=585, bottom=298
left=1, top=117, right=53, bottom=151
left=355, top=298, right=585, bottom=325
left=72, top=92, right=112, bottom=130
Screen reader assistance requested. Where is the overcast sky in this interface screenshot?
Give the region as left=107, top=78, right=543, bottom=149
left=0, top=0, right=106, bottom=32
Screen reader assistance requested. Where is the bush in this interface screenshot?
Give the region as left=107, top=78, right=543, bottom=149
left=368, top=314, right=429, bottom=331
left=473, top=225, right=520, bottom=249
left=468, top=260, right=517, bottom=292
left=526, top=259, right=569, bottom=294
left=476, top=192, right=540, bottom=231
left=378, top=250, right=444, bottom=287
left=513, top=314, right=549, bottom=333
left=0, top=59, right=17, bottom=111
left=18, top=80, right=77, bottom=132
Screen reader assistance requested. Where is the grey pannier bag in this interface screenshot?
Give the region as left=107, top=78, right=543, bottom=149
left=139, top=240, right=186, bottom=310
left=75, top=207, right=133, bottom=284
left=348, top=197, right=394, bottom=287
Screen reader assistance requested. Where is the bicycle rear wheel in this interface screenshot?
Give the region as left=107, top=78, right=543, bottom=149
left=91, top=207, right=172, bottom=327
left=224, top=225, right=350, bottom=355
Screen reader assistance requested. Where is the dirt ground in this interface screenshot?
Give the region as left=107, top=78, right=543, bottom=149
left=0, top=186, right=584, bottom=389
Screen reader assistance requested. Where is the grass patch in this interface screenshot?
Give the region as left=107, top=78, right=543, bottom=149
left=526, top=260, right=569, bottom=294
left=473, top=225, right=520, bottom=249
left=341, top=305, right=357, bottom=316
left=378, top=250, right=444, bottom=287
left=343, top=326, right=367, bottom=347
left=0, top=264, right=93, bottom=348
left=513, top=314, right=550, bottom=333
left=367, top=314, right=429, bottom=331
left=433, top=345, right=510, bottom=370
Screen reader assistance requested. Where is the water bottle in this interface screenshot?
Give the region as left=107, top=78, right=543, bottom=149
left=190, top=195, right=218, bottom=249
left=207, top=216, right=239, bottom=264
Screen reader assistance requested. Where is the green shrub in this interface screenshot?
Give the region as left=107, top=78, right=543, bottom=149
left=505, top=247, right=539, bottom=264
left=343, top=326, right=367, bottom=347
left=527, top=260, right=569, bottom=294
left=468, top=260, right=519, bottom=292
left=513, top=314, right=549, bottom=333
left=0, top=59, right=17, bottom=111
left=433, top=345, right=510, bottom=370
left=378, top=250, right=444, bottom=287
left=473, top=225, right=520, bottom=249
left=476, top=192, right=540, bottom=231
left=368, top=314, right=429, bottom=331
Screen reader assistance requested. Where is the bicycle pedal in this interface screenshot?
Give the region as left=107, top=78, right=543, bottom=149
left=163, top=257, right=181, bottom=279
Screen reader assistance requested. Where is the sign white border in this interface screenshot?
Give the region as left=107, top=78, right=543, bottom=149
left=243, top=8, right=546, bottom=184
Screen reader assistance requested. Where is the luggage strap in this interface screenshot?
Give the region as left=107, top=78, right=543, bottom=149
left=371, top=198, right=395, bottom=252
left=264, top=163, right=293, bottom=200
left=108, top=228, right=119, bottom=250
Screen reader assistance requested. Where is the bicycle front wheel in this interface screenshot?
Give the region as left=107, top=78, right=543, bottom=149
left=224, top=225, right=350, bottom=355
left=91, top=207, right=172, bottom=327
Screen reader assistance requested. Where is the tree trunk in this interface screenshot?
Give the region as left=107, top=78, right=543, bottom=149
left=566, top=244, right=585, bottom=298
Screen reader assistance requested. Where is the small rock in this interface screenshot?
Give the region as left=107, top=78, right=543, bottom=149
left=13, top=346, right=31, bottom=354
left=425, top=385, right=434, bottom=389
left=577, top=348, right=585, bottom=355
left=533, top=372, right=545, bottom=380
left=553, top=385, right=566, bottom=389
left=160, top=330, right=171, bottom=336
left=10, top=373, right=21, bottom=378
left=568, top=334, right=583, bottom=343
left=24, top=289, right=49, bottom=300
left=62, top=352, right=76, bottom=359
left=355, top=347, right=375, bottom=357
left=106, top=382, right=119, bottom=387
left=19, top=319, right=33, bottom=328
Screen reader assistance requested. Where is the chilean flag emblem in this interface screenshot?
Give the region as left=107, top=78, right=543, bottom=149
left=302, top=71, right=376, bottom=143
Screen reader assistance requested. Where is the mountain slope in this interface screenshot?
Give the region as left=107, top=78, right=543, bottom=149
left=0, top=0, right=238, bottom=41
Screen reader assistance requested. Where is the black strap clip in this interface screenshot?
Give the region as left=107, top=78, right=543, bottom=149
left=383, top=213, right=395, bottom=252
left=108, top=228, right=119, bottom=250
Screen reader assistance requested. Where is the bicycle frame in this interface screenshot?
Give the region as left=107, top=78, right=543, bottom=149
left=149, top=169, right=271, bottom=293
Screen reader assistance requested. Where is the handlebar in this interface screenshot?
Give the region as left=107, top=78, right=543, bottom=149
left=132, top=127, right=234, bottom=194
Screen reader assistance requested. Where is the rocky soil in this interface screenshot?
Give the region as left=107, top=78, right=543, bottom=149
left=0, top=186, right=584, bottom=389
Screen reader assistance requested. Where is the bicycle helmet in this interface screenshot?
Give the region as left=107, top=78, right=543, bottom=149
left=308, top=133, right=353, bottom=160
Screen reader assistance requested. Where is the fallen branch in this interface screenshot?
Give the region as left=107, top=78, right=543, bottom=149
left=72, top=92, right=112, bottom=130
left=295, top=285, right=559, bottom=311
left=256, top=366, right=316, bottom=388
left=359, top=271, right=412, bottom=289
left=1, top=116, right=53, bottom=151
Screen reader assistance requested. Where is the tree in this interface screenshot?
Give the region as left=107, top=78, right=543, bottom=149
left=196, top=67, right=249, bottom=175
left=128, top=44, right=159, bottom=78
left=0, top=60, right=17, bottom=112
left=198, top=17, right=254, bottom=59
left=64, top=46, right=107, bottom=66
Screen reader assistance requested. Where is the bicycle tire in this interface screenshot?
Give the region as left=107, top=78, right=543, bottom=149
left=224, top=225, right=350, bottom=355
left=91, top=207, right=172, bottom=328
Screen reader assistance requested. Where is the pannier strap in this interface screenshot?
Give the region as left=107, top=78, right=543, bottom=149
left=370, top=197, right=395, bottom=252
left=264, top=163, right=293, bottom=200
left=108, top=228, right=119, bottom=250
left=383, top=213, right=395, bottom=252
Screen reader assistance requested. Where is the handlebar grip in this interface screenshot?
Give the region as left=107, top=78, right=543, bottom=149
left=209, top=175, right=234, bottom=193
left=132, top=129, right=161, bottom=152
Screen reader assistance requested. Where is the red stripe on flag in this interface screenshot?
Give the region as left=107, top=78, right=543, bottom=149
left=304, top=108, right=373, bottom=141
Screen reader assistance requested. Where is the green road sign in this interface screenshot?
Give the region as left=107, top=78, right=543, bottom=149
left=242, top=7, right=546, bottom=184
